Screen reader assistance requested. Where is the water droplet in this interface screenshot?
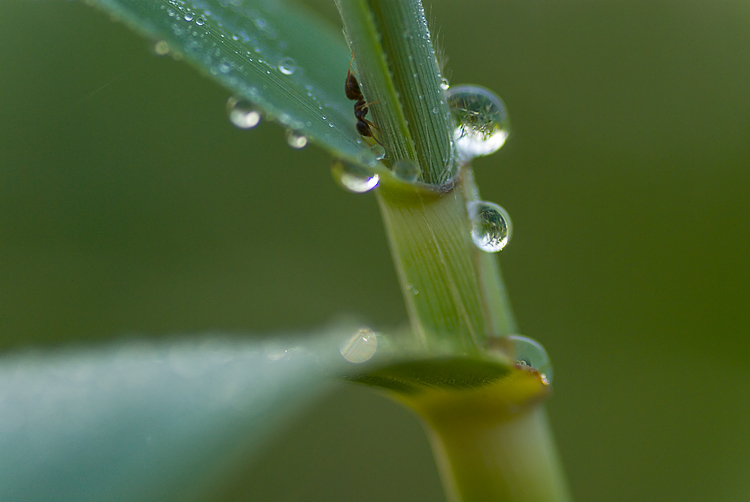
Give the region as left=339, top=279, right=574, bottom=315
left=431, top=107, right=439, bottom=114
left=331, top=161, right=379, bottom=193
left=393, top=159, right=420, bottom=182
left=278, top=57, right=296, bottom=75
left=195, top=16, right=205, bottom=26
left=447, top=85, right=510, bottom=161
left=467, top=201, right=512, bottom=252
left=340, top=327, right=378, bottom=364
left=506, top=335, right=552, bottom=383
left=440, top=77, right=450, bottom=90
left=405, top=284, right=419, bottom=295
left=370, top=144, right=386, bottom=161
left=153, top=40, right=170, bottom=56
left=217, top=60, right=231, bottom=74
left=226, top=97, right=261, bottom=129
left=285, top=130, right=307, bottom=149
left=184, top=12, right=194, bottom=21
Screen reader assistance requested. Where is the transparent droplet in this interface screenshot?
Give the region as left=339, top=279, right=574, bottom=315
left=226, top=97, right=261, bottom=129
left=370, top=144, right=386, bottom=161
left=405, top=284, right=419, bottom=295
left=217, top=61, right=231, bottom=74
left=447, top=85, right=510, bottom=161
left=340, top=327, right=378, bottom=364
left=184, top=12, right=194, bottom=21
left=440, top=77, right=450, bottom=90
left=506, top=335, right=552, bottom=384
left=467, top=201, right=512, bottom=252
left=195, top=16, right=205, bottom=26
left=153, top=40, right=170, bottom=56
left=278, top=57, right=296, bottom=75
left=285, top=130, right=308, bottom=149
left=331, top=161, right=379, bottom=193
left=393, top=159, right=420, bottom=182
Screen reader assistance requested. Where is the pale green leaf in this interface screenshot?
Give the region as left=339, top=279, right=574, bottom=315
left=0, top=332, right=344, bottom=501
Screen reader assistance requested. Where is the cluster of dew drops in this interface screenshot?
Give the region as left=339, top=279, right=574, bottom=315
left=227, top=67, right=552, bottom=383
left=334, top=80, right=514, bottom=255
left=224, top=64, right=514, bottom=253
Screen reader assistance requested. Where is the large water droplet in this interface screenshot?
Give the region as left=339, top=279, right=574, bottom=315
left=226, top=97, right=261, bottom=129
left=195, top=16, right=205, bottom=26
left=447, top=85, right=510, bottom=161
left=467, top=201, right=512, bottom=252
left=331, top=161, right=379, bottom=193
left=393, top=159, right=420, bottom=182
left=184, top=12, right=194, bottom=22
left=506, top=335, right=552, bottom=384
left=277, top=57, right=296, bottom=75
left=340, top=327, right=378, bottom=363
left=286, top=130, right=308, bottom=149
left=440, top=77, right=450, bottom=90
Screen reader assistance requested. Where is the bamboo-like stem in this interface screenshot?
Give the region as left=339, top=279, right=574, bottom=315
left=335, top=0, right=571, bottom=500
left=426, top=405, right=571, bottom=502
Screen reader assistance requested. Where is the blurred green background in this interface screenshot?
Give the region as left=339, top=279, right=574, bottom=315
left=2, top=0, right=749, bottom=500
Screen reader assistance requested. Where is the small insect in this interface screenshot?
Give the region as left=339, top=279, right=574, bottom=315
left=345, top=54, right=383, bottom=147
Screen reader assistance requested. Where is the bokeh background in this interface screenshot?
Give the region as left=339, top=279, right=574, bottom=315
left=2, top=0, right=749, bottom=500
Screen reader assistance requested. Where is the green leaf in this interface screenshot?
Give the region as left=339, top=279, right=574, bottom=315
left=343, top=356, right=512, bottom=395
left=87, top=0, right=371, bottom=163
left=0, top=332, right=344, bottom=501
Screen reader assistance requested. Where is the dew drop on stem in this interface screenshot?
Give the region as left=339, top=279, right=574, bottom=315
left=467, top=201, right=512, bottom=252
left=448, top=85, right=510, bottom=162
left=393, top=159, right=420, bottom=182
left=506, top=335, right=553, bottom=384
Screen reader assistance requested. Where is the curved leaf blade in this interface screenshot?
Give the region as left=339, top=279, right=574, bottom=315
left=89, top=0, right=369, bottom=162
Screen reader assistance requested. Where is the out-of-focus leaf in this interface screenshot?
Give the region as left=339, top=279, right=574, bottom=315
left=0, top=332, right=345, bottom=501
left=88, top=0, right=371, bottom=163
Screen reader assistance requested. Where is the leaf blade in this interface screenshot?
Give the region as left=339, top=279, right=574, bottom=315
left=89, top=0, right=369, bottom=161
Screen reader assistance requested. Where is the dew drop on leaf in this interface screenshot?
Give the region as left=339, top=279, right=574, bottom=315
left=340, top=327, right=378, bottom=364
left=467, top=201, right=512, bottom=252
left=226, top=97, right=261, bottom=129
left=331, top=161, right=379, bottom=193
left=153, top=40, right=170, bottom=56
left=285, top=130, right=308, bottom=149
left=277, top=57, right=296, bottom=75
left=447, top=85, right=510, bottom=161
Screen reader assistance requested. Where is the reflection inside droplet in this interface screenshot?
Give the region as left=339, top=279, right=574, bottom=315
left=507, top=334, right=553, bottom=384
left=447, top=84, right=510, bottom=161
left=467, top=200, right=512, bottom=252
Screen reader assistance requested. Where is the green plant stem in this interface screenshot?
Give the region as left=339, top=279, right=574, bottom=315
left=375, top=170, right=513, bottom=353
left=425, top=405, right=571, bottom=502
left=336, top=0, right=570, bottom=500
